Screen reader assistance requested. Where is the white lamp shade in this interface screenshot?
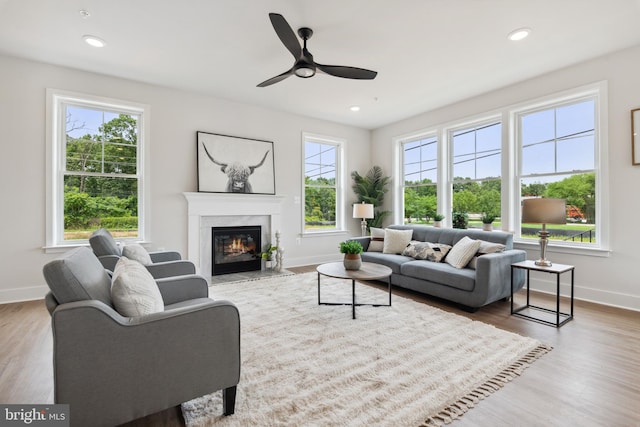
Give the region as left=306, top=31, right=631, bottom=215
left=353, top=203, right=374, bottom=219
left=521, top=198, right=566, bottom=224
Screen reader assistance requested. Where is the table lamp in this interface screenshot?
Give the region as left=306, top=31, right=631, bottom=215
left=521, top=198, right=566, bottom=267
left=353, top=202, right=374, bottom=237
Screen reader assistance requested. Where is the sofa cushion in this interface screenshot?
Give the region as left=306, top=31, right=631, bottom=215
left=89, top=228, right=122, bottom=257
left=467, top=240, right=506, bottom=269
left=383, top=229, right=413, bottom=254
left=367, top=227, right=385, bottom=252
left=400, top=260, right=476, bottom=292
left=122, top=243, right=153, bottom=266
left=111, top=257, right=164, bottom=317
left=402, top=241, right=451, bottom=262
left=445, top=236, right=482, bottom=269
left=361, top=252, right=413, bottom=274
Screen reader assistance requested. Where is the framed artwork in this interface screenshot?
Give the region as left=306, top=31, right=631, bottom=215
left=633, top=108, right=640, bottom=165
left=197, top=131, right=275, bottom=194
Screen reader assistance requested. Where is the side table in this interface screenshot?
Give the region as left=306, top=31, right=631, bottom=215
left=511, top=260, right=574, bottom=327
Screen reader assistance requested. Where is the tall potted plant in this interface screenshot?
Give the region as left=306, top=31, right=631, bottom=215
left=351, top=165, right=391, bottom=230
left=339, top=240, right=363, bottom=270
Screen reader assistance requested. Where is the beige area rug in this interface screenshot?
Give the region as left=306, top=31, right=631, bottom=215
left=182, top=272, right=551, bottom=427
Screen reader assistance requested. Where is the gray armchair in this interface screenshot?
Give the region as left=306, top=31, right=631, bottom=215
left=89, top=228, right=196, bottom=278
left=43, top=247, right=240, bottom=427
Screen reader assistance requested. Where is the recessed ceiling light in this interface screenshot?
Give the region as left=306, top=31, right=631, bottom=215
left=83, top=35, right=106, bottom=48
left=507, top=28, right=531, bottom=41
left=350, top=106, right=360, bottom=112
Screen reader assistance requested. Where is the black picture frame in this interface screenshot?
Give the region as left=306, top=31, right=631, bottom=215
left=197, top=131, right=275, bottom=194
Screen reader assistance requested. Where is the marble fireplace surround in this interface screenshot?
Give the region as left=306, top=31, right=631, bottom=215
left=183, top=192, right=285, bottom=277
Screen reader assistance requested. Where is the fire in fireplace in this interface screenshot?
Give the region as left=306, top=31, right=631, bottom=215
left=211, top=226, right=261, bottom=275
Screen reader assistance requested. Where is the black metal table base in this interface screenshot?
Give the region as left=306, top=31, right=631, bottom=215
left=511, top=262, right=574, bottom=328
left=317, top=274, right=392, bottom=319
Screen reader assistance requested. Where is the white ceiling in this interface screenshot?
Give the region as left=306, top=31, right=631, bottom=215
left=2, top=0, right=640, bottom=129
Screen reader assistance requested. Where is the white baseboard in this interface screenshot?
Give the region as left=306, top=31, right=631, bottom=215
left=526, top=276, right=640, bottom=312
left=0, top=285, right=49, bottom=305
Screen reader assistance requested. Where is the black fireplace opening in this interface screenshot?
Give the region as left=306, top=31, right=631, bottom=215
left=212, top=226, right=261, bottom=275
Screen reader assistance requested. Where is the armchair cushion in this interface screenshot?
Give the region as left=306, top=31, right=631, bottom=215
left=42, top=247, right=113, bottom=307
left=89, top=228, right=122, bottom=257
left=122, top=243, right=153, bottom=266
left=111, top=257, right=164, bottom=317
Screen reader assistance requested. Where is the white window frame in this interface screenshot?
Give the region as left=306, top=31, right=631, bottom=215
left=392, top=81, right=609, bottom=256
left=301, top=132, right=345, bottom=235
left=45, top=89, right=151, bottom=250
left=511, top=82, right=609, bottom=253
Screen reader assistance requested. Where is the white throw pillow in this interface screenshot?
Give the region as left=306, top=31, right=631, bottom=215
left=122, top=243, right=153, bottom=266
left=445, top=236, right=482, bottom=269
left=467, top=240, right=506, bottom=269
left=111, top=257, right=164, bottom=317
left=382, top=229, right=413, bottom=254
left=368, top=227, right=385, bottom=252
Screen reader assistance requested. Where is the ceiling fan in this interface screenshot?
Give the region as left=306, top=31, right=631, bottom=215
left=257, top=13, right=378, bottom=87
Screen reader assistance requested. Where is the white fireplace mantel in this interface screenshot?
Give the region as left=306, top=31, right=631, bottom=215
left=183, top=192, right=286, bottom=275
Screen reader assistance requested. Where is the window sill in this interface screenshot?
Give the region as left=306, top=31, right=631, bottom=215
left=514, top=240, right=611, bottom=258
left=43, top=240, right=149, bottom=254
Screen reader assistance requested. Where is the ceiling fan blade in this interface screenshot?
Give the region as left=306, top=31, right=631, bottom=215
left=269, top=13, right=301, bottom=59
left=257, top=68, right=295, bottom=87
left=316, top=63, right=378, bottom=80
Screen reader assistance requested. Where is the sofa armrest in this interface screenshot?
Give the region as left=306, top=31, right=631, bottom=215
left=348, top=236, right=371, bottom=252
left=51, top=299, right=240, bottom=426
left=475, top=249, right=527, bottom=302
left=145, top=260, right=196, bottom=279
left=156, top=274, right=209, bottom=304
left=149, top=251, right=182, bottom=262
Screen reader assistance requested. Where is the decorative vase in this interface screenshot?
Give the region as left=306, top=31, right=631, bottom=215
left=433, top=221, right=442, bottom=228
left=482, top=223, right=493, bottom=232
left=343, top=253, right=362, bottom=270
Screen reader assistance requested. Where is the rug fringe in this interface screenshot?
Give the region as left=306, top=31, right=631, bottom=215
left=420, top=343, right=552, bottom=427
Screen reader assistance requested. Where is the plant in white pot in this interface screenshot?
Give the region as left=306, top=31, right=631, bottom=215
left=481, top=214, right=496, bottom=231
left=339, top=240, right=363, bottom=270
left=261, top=245, right=278, bottom=270
left=433, top=213, right=445, bottom=228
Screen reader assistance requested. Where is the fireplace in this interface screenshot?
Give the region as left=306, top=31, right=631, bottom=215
left=211, top=226, right=262, bottom=275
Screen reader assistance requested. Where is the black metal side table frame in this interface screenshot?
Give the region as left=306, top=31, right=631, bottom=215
left=511, top=260, right=575, bottom=327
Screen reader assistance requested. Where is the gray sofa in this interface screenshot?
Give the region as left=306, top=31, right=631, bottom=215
left=353, top=224, right=527, bottom=311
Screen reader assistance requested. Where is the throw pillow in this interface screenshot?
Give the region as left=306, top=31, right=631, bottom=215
left=122, top=243, right=153, bottom=266
left=383, top=229, right=414, bottom=254
left=111, top=257, right=164, bottom=317
left=445, top=236, right=482, bottom=269
left=367, top=227, right=385, bottom=252
left=402, top=241, right=452, bottom=262
left=467, top=240, right=506, bottom=269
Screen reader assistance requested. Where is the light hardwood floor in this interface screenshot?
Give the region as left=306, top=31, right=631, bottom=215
left=1, top=266, right=639, bottom=426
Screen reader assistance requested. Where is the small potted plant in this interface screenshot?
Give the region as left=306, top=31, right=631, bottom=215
left=261, top=245, right=278, bottom=270
left=339, top=240, right=363, bottom=270
left=481, top=214, right=496, bottom=231
left=433, top=213, right=445, bottom=228
left=452, top=212, right=469, bottom=229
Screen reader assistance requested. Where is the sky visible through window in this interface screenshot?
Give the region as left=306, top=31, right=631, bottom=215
left=403, top=99, right=595, bottom=184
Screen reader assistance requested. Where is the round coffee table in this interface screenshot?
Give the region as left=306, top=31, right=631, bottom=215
left=316, top=262, right=392, bottom=319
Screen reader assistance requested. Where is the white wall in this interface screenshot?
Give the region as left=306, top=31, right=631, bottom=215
left=0, top=54, right=371, bottom=303
left=372, top=45, right=640, bottom=311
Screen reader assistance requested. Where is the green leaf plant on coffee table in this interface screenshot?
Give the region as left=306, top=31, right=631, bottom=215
left=339, top=240, right=363, bottom=254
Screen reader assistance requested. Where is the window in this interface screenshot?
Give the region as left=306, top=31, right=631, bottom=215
left=393, top=82, right=607, bottom=252
left=303, top=134, right=343, bottom=233
left=401, top=135, right=438, bottom=224
left=47, top=90, right=149, bottom=247
left=517, top=98, right=597, bottom=245
left=451, top=121, right=502, bottom=227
